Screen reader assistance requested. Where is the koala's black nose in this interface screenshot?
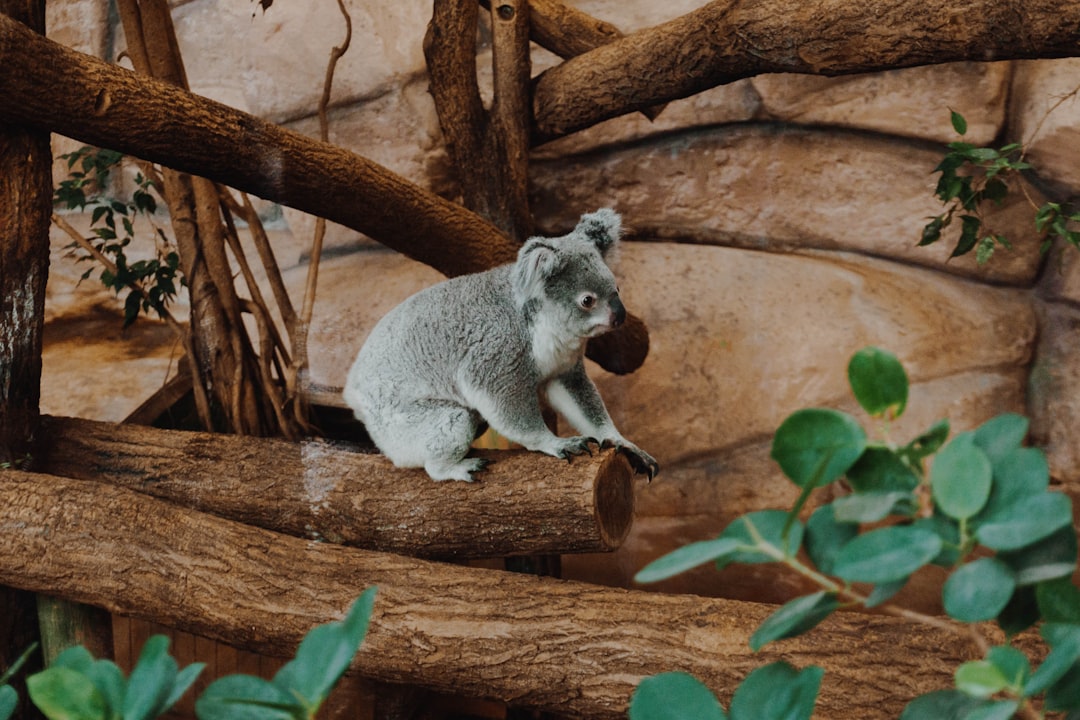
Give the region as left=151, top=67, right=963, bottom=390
left=611, top=295, right=626, bottom=327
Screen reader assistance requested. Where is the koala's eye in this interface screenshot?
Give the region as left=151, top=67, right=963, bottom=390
left=579, top=293, right=596, bottom=310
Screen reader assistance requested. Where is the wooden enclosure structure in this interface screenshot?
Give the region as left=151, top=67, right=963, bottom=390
left=3, top=1, right=1080, bottom=718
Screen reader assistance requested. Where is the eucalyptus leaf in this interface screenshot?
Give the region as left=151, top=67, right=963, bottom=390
left=27, top=667, right=107, bottom=720
left=1024, top=624, right=1080, bottom=696
left=955, top=660, right=1008, bottom=698
left=728, top=662, right=822, bottom=720
left=635, top=538, right=742, bottom=584
left=719, top=511, right=803, bottom=566
left=0, top=686, right=16, bottom=720
left=847, top=347, right=908, bottom=418
left=999, top=525, right=1078, bottom=586
left=864, top=578, right=908, bottom=608
left=986, top=645, right=1031, bottom=690
left=846, top=446, right=919, bottom=493
left=629, top=672, right=726, bottom=720
left=901, top=419, right=950, bottom=464
left=899, top=689, right=985, bottom=720
left=975, top=492, right=1073, bottom=551
left=997, top=586, right=1040, bottom=637
left=931, top=434, right=992, bottom=520
left=1037, top=577, right=1080, bottom=623
left=942, top=558, right=1016, bottom=623
left=978, top=447, right=1049, bottom=521
left=84, top=660, right=126, bottom=715
left=1046, top=662, right=1080, bottom=712
left=965, top=700, right=1021, bottom=720
left=833, top=525, right=942, bottom=584
left=973, top=413, right=1029, bottom=464
left=951, top=110, right=968, bottom=135
left=805, top=504, right=858, bottom=576
left=749, top=592, right=840, bottom=652
left=194, top=675, right=299, bottom=720
left=273, top=587, right=377, bottom=709
left=832, top=490, right=917, bottom=524
left=123, top=635, right=177, bottom=720
left=770, top=409, right=867, bottom=489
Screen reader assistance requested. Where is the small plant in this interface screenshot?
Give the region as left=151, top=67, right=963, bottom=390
left=0, top=588, right=375, bottom=720
left=0, top=643, right=38, bottom=720
left=921, top=111, right=1080, bottom=264
left=54, top=146, right=182, bottom=327
left=631, top=347, right=1079, bottom=719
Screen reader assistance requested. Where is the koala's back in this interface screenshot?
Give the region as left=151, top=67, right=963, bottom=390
left=344, top=264, right=523, bottom=417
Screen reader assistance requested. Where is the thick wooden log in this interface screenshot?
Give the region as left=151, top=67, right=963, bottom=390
left=532, top=0, right=1080, bottom=140
left=0, top=468, right=985, bottom=719
left=37, top=415, right=634, bottom=559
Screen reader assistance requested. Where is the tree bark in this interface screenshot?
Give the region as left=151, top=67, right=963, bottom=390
left=0, top=12, right=647, bottom=375
left=37, top=415, right=634, bottom=559
left=531, top=0, right=1080, bottom=141
left=0, top=468, right=990, bottom=719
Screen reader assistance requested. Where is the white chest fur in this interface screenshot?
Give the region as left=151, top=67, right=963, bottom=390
left=530, top=312, right=584, bottom=380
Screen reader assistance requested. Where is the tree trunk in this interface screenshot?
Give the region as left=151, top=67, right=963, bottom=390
left=0, top=468, right=992, bottom=719
left=0, top=12, right=648, bottom=376
left=36, top=415, right=634, bottom=559
left=531, top=0, right=1080, bottom=140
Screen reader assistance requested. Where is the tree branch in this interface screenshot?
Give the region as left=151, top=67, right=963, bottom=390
left=532, top=0, right=1080, bottom=141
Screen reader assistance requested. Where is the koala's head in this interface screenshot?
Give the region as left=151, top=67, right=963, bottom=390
left=512, top=209, right=626, bottom=338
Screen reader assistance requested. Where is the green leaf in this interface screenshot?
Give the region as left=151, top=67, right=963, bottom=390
left=942, top=558, right=1016, bottom=623
left=864, top=578, right=908, bottom=608
left=729, top=662, right=821, bottom=720
left=986, top=645, right=1031, bottom=690
left=914, top=514, right=963, bottom=567
left=84, top=660, right=126, bottom=715
left=997, top=586, right=1040, bottom=637
left=931, top=434, right=992, bottom=520
left=951, top=111, right=968, bottom=136
left=847, top=347, right=909, bottom=418
left=273, top=588, right=377, bottom=710
left=0, top=644, right=39, bottom=686
left=900, top=419, right=950, bottom=465
left=1037, top=577, right=1080, bottom=623
left=749, top=592, right=839, bottom=652
left=975, top=492, right=1073, bottom=551
left=629, top=672, right=726, bottom=720
left=952, top=215, right=982, bottom=257
left=163, top=662, right=204, bottom=713
left=900, top=689, right=984, bottom=719
left=833, top=525, right=942, bottom=584
left=27, top=667, right=107, bottom=720
left=719, top=511, right=803, bottom=566
left=956, top=660, right=1009, bottom=698
left=635, top=538, right=742, bottom=584
left=965, top=700, right=1021, bottom=720
left=999, top=524, right=1077, bottom=586
left=0, top=686, right=17, bottom=720
left=847, top=447, right=919, bottom=493
left=805, top=504, right=858, bottom=576
left=1046, top=661, right=1080, bottom=711
left=978, top=447, right=1049, bottom=521
left=194, top=675, right=299, bottom=720
left=123, top=635, right=177, bottom=720
left=1025, top=624, right=1080, bottom=696
left=832, top=490, right=917, bottom=524
left=52, top=647, right=94, bottom=675
left=770, top=409, right=867, bottom=489
left=973, top=414, right=1029, bottom=463
left=921, top=217, right=944, bottom=246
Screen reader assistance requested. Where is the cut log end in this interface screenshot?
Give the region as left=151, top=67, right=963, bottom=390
left=594, top=449, right=635, bottom=548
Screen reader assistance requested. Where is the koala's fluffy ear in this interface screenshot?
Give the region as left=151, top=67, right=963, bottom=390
left=513, top=239, right=560, bottom=305
left=576, top=208, right=622, bottom=257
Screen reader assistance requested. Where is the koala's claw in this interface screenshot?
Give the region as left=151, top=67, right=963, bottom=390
left=556, top=436, right=599, bottom=461
left=616, top=443, right=660, bottom=481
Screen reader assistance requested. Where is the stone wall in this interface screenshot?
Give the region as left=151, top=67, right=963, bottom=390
left=42, top=1, right=1080, bottom=606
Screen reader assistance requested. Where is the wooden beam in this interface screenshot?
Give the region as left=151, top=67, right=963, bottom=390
left=531, top=0, right=1080, bottom=140
left=0, top=468, right=985, bottom=719
left=37, top=416, right=635, bottom=560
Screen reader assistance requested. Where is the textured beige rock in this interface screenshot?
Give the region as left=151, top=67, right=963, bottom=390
left=1009, top=58, right=1080, bottom=193
left=531, top=125, right=1046, bottom=285
left=752, top=62, right=1010, bottom=145
left=139, top=0, right=431, bottom=122
left=563, top=369, right=1029, bottom=607
left=1039, top=241, right=1080, bottom=304
left=1029, top=301, right=1080, bottom=487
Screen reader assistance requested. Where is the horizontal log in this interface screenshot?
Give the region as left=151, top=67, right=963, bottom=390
left=0, top=468, right=984, bottom=718
left=36, top=415, right=633, bottom=559
left=532, top=0, right=1080, bottom=140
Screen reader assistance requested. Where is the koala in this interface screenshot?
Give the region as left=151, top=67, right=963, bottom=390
left=343, top=208, right=659, bottom=482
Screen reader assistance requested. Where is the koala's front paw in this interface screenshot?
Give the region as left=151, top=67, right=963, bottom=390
left=609, top=441, right=659, bottom=480
left=425, top=456, right=490, bottom=482
left=553, top=436, right=599, bottom=462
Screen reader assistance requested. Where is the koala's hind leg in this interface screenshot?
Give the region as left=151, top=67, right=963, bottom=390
left=406, top=400, right=487, bottom=482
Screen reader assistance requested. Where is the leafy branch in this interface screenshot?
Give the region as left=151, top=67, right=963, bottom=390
left=632, top=347, right=1079, bottom=720
left=921, top=111, right=1080, bottom=264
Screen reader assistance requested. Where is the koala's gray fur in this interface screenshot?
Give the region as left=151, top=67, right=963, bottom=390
left=343, top=208, right=659, bottom=482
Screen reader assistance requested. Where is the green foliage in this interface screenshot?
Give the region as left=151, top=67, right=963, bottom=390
left=0, top=643, right=38, bottom=720
left=922, top=111, right=1080, bottom=263
left=54, top=146, right=182, bottom=328
left=634, top=347, right=1079, bottom=719
left=4, top=590, right=375, bottom=720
